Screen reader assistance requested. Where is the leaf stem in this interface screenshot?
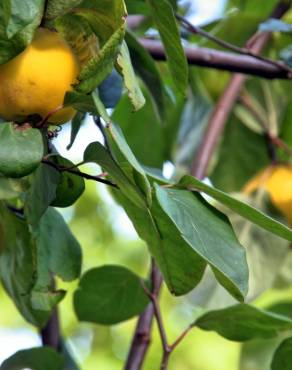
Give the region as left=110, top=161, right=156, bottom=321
left=42, top=159, right=118, bottom=188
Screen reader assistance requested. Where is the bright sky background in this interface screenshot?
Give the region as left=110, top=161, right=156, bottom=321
left=0, top=0, right=226, bottom=365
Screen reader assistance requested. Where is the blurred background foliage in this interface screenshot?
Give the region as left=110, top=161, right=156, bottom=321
left=1, top=0, right=292, bottom=369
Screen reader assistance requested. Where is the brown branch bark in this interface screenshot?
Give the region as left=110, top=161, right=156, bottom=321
left=191, top=0, right=291, bottom=180
left=125, top=262, right=163, bottom=370
left=138, top=38, right=291, bottom=80
left=40, top=308, right=61, bottom=350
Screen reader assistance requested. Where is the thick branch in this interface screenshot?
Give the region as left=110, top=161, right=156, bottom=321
left=138, top=38, right=291, bottom=80
left=191, top=0, right=291, bottom=179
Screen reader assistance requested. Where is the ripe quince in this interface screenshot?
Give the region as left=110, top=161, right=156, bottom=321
left=244, top=164, right=292, bottom=224
left=0, top=28, right=80, bottom=125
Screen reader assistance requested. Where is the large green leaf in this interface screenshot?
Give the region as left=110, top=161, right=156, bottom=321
left=0, top=347, right=64, bottom=370
left=146, top=0, right=188, bottom=95
left=155, top=185, right=248, bottom=301
left=0, top=123, right=44, bottom=178
left=74, top=265, right=149, bottom=325
left=194, top=304, right=292, bottom=341
left=2, top=0, right=44, bottom=38
left=116, top=41, right=145, bottom=111
left=271, top=337, right=292, bottom=370
left=178, top=175, right=292, bottom=242
left=112, top=189, right=206, bottom=296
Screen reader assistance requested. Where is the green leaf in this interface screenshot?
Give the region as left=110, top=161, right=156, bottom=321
left=76, top=25, right=125, bottom=93
left=178, top=175, right=292, bottom=242
left=107, top=122, right=151, bottom=203
left=0, top=123, right=44, bottom=178
left=50, top=156, right=85, bottom=208
left=64, top=91, right=97, bottom=114
left=67, top=111, right=86, bottom=150
left=271, top=337, right=292, bottom=370
left=194, top=304, right=292, bottom=342
left=146, top=0, right=188, bottom=95
left=91, top=93, right=151, bottom=204
left=0, top=347, right=64, bottom=370
left=25, top=163, right=60, bottom=226
left=112, top=189, right=206, bottom=296
left=112, top=88, right=165, bottom=168
left=116, top=41, right=145, bottom=111
left=74, top=265, right=149, bottom=325
left=31, top=207, right=82, bottom=310
left=125, top=31, right=165, bottom=116
left=0, top=3, right=42, bottom=64
left=155, top=185, right=248, bottom=301
left=0, top=203, right=50, bottom=326
left=210, top=117, right=269, bottom=192
left=84, top=142, right=146, bottom=209
left=3, top=0, right=44, bottom=39
left=46, top=0, right=83, bottom=19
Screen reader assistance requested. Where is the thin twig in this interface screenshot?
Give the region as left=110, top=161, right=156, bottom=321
left=125, top=261, right=163, bottom=370
left=191, top=0, right=290, bottom=179
left=175, top=13, right=292, bottom=75
left=42, top=159, right=118, bottom=188
left=40, top=308, right=61, bottom=350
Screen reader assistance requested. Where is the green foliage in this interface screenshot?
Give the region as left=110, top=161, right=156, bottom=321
left=271, top=337, right=292, bottom=370
left=0, top=123, right=44, bottom=178
left=194, top=304, right=292, bottom=341
left=0, top=0, right=292, bottom=369
left=74, top=265, right=150, bottom=325
left=0, top=347, right=64, bottom=370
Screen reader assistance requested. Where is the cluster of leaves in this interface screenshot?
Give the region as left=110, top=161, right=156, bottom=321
left=0, top=0, right=292, bottom=369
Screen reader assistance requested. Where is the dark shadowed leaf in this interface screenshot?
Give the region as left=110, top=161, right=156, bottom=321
left=67, top=111, right=86, bottom=150
left=50, top=156, right=85, bottom=208
left=271, top=337, right=292, bottom=370
left=112, top=88, right=165, bottom=168
left=0, top=203, right=50, bottom=326
left=194, top=304, right=292, bottom=341
left=74, top=265, right=149, bottom=325
left=0, top=347, right=63, bottom=370
left=25, top=163, right=60, bottom=226
left=0, top=123, right=44, bottom=178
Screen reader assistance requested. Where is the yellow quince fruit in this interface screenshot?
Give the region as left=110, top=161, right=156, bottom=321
left=0, top=28, right=80, bottom=125
left=244, top=164, right=292, bottom=224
